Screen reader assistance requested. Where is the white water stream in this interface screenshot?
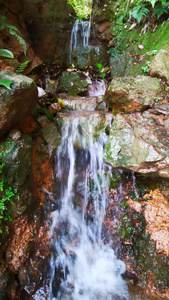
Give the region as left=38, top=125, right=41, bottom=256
left=70, top=19, right=91, bottom=62
left=50, top=112, right=129, bottom=300
left=70, top=19, right=91, bottom=51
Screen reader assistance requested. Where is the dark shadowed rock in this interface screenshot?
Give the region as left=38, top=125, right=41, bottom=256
left=0, top=71, right=38, bottom=138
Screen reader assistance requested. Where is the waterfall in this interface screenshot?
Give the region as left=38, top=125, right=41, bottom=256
left=50, top=112, right=129, bottom=300
left=70, top=19, right=91, bottom=62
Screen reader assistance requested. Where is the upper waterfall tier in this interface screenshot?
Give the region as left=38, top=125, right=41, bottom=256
left=70, top=19, right=91, bottom=52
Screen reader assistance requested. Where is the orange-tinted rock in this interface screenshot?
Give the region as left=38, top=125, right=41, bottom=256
left=144, top=189, right=169, bottom=256
left=104, top=76, right=162, bottom=113
left=19, top=114, right=40, bottom=134
left=32, top=137, right=53, bottom=204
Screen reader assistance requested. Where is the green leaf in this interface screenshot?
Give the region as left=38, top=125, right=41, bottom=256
left=9, top=29, right=27, bottom=56
left=147, top=50, right=158, bottom=55
left=42, top=106, right=53, bottom=122
left=95, top=63, right=102, bottom=69
left=127, top=224, right=132, bottom=233
left=6, top=23, right=20, bottom=33
left=123, top=215, right=128, bottom=220
left=121, top=227, right=125, bottom=238
left=0, top=16, right=7, bottom=30
left=58, top=98, right=66, bottom=108
left=117, top=222, right=122, bottom=231
left=0, top=49, right=14, bottom=58
left=120, top=201, right=129, bottom=208
left=0, top=78, right=13, bottom=89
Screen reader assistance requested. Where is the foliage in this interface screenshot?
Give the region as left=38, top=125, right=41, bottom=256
left=153, top=0, right=169, bottom=18
left=0, top=49, right=14, bottom=59
left=141, top=61, right=151, bottom=74
left=109, top=47, right=123, bottom=57
left=95, top=63, right=106, bottom=79
left=16, top=60, right=31, bottom=73
left=115, top=0, right=169, bottom=28
left=0, top=142, right=18, bottom=240
left=0, top=78, right=13, bottom=90
left=129, top=4, right=150, bottom=24
left=42, top=106, right=53, bottom=122
left=0, top=16, right=27, bottom=55
left=117, top=220, right=133, bottom=238
left=67, top=0, right=92, bottom=19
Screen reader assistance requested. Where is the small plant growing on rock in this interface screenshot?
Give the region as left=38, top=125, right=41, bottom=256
left=95, top=63, right=107, bottom=79
left=16, top=60, right=31, bottom=73
left=0, top=142, right=18, bottom=242
left=141, top=61, right=151, bottom=74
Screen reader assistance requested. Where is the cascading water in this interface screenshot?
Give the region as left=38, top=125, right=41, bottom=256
left=70, top=19, right=91, bottom=62
left=50, top=112, right=129, bottom=300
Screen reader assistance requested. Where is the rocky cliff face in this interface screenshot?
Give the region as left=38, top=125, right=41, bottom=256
left=22, top=0, right=74, bottom=61
left=0, top=0, right=74, bottom=64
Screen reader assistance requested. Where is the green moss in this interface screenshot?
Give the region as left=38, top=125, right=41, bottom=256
left=109, top=21, right=169, bottom=77
left=113, top=21, right=169, bottom=54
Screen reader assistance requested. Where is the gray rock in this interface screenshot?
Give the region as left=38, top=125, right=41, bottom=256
left=149, top=49, right=169, bottom=82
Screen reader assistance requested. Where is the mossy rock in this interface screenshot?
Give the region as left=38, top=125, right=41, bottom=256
left=72, top=45, right=108, bottom=70
left=60, top=71, right=88, bottom=95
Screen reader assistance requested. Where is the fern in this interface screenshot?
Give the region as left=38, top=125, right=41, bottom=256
left=16, top=60, right=30, bottom=73
left=154, top=2, right=169, bottom=18
left=0, top=17, right=27, bottom=55
left=130, top=5, right=150, bottom=24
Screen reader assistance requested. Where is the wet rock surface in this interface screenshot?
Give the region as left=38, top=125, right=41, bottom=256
left=104, top=174, right=169, bottom=299
left=0, top=116, right=55, bottom=298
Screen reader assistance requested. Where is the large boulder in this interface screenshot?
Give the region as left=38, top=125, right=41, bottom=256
left=104, top=106, right=169, bottom=178
left=104, top=76, right=162, bottom=113
left=0, top=71, right=38, bottom=138
left=149, top=49, right=169, bottom=83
